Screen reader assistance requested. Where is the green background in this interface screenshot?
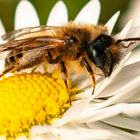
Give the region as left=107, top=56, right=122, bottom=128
left=0, top=0, right=131, bottom=32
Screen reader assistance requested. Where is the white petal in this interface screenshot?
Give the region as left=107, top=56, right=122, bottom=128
left=117, top=19, right=133, bottom=39
left=16, top=136, right=28, bottom=140
left=75, top=0, right=100, bottom=24
left=0, top=136, right=6, bottom=140
left=120, top=0, right=140, bottom=27
left=126, top=48, right=140, bottom=65
left=126, top=26, right=140, bottom=38
left=31, top=136, right=49, bottom=140
left=31, top=124, right=111, bottom=140
left=0, top=19, right=5, bottom=37
left=31, top=125, right=52, bottom=135
left=57, top=123, right=112, bottom=140
left=133, top=97, right=140, bottom=102
left=95, top=76, right=140, bottom=109
left=136, top=132, right=140, bottom=137
left=105, top=11, right=120, bottom=35
left=103, top=115, right=140, bottom=131
left=121, top=103, right=140, bottom=117
left=31, top=134, right=58, bottom=140
left=15, top=0, right=40, bottom=29
left=79, top=103, right=140, bottom=125
left=0, top=19, right=5, bottom=44
left=73, top=88, right=92, bottom=100
left=77, top=103, right=125, bottom=122
left=88, top=122, right=140, bottom=140
left=47, top=1, right=68, bottom=26
left=59, top=128, right=111, bottom=140
left=94, top=52, right=131, bottom=98
left=54, top=97, right=92, bottom=126
left=97, top=61, right=140, bottom=98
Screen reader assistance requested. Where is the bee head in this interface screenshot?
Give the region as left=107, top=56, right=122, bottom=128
left=86, top=34, right=115, bottom=77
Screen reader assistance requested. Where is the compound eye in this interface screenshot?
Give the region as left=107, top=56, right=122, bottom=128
left=87, top=34, right=113, bottom=64
left=92, top=49, right=97, bottom=58
left=86, top=34, right=113, bottom=76
left=92, top=34, right=113, bottom=50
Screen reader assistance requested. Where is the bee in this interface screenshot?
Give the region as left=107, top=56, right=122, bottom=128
left=0, top=22, right=139, bottom=94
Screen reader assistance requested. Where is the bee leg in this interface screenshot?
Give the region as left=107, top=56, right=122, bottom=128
left=124, top=42, right=135, bottom=48
left=60, top=61, right=69, bottom=90
left=0, top=64, right=19, bottom=77
left=31, top=65, right=39, bottom=73
left=81, top=58, right=96, bottom=95
left=60, top=61, right=71, bottom=103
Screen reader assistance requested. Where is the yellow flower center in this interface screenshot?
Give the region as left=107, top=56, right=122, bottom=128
left=0, top=72, right=71, bottom=138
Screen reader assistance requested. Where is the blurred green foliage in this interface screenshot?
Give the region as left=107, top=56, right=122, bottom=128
left=0, top=0, right=130, bottom=32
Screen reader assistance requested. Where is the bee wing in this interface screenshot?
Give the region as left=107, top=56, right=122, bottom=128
left=2, top=26, right=60, bottom=41
left=0, top=36, right=66, bottom=59
left=0, top=25, right=68, bottom=59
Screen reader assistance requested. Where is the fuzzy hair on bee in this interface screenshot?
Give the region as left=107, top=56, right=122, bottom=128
left=0, top=22, right=139, bottom=94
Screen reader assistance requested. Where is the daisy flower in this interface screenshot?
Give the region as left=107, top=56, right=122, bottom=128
left=0, top=0, right=140, bottom=139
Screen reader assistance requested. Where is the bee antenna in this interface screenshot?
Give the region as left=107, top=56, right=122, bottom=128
left=116, top=37, right=140, bottom=44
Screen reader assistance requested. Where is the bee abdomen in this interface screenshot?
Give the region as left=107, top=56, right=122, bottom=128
left=5, top=49, right=23, bottom=67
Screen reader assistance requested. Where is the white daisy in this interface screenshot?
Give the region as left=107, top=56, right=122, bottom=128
left=0, top=0, right=140, bottom=140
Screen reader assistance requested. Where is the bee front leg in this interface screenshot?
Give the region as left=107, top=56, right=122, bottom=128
left=60, top=61, right=71, bottom=104
left=81, top=58, right=96, bottom=95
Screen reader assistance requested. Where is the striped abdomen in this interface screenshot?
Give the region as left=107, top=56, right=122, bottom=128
left=5, top=48, right=23, bottom=68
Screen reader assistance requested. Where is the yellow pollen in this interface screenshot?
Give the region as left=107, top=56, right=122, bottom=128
left=0, top=73, right=71, bottom=138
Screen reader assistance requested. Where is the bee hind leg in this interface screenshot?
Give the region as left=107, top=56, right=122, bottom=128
left=81, top=58, right=96, bottom=95
left=0, top=64, right=19, bottom=78
left=31, top=65, right=39, bottom=73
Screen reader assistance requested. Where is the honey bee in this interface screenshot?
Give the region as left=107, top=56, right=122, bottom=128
left=0, top=22, right=139, bottom=94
